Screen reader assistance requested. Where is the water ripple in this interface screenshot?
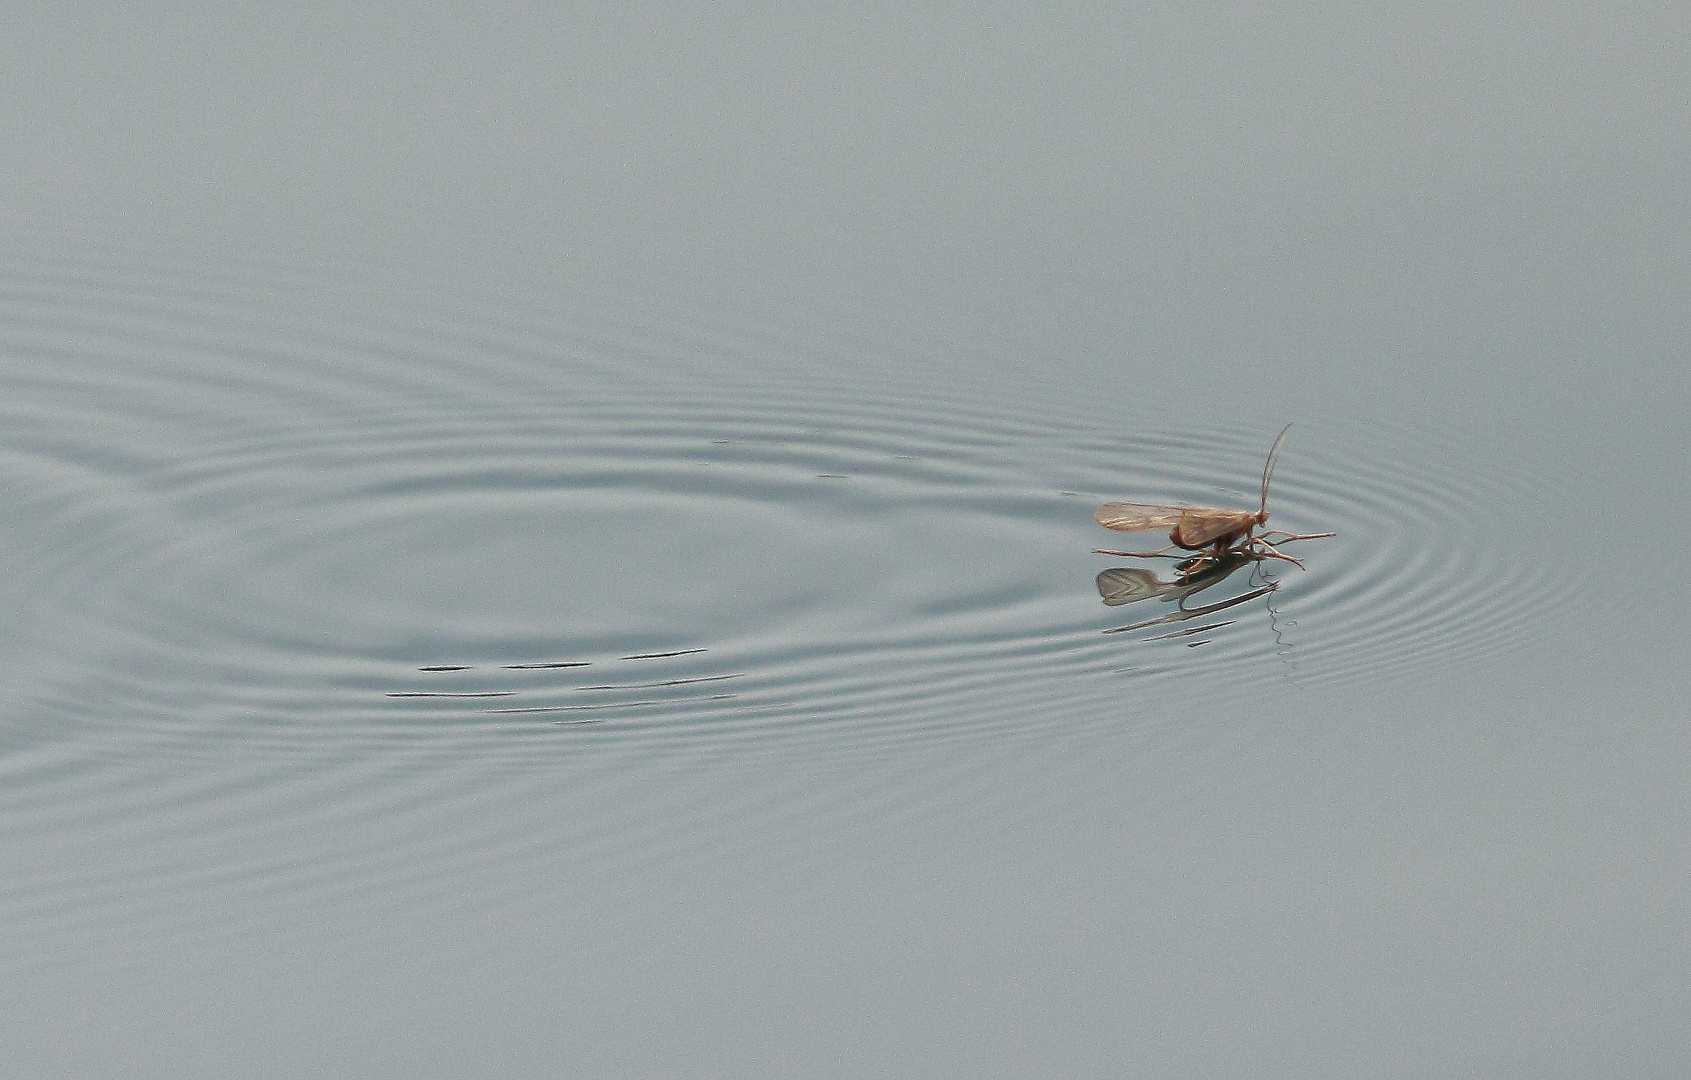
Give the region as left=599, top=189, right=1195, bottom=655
left=0, top=236, right=1586, bottom=766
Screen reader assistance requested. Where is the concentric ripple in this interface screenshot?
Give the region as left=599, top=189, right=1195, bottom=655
left=1076, top=418, right=1577, bottom=687
left=0, top=234, right=1588, bottom=763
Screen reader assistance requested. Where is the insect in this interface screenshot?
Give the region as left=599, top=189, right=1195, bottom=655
left=1094, top=423, right=1333, bottom=570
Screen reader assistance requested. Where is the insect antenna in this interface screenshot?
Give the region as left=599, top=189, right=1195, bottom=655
left=1259, top=423, right=1293, bottom=518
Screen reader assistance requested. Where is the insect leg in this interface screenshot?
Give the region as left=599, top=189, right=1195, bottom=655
left=1249, top=538, right=1307, bottom=567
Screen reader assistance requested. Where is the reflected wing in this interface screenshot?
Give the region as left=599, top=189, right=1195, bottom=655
left=1095, top=503, right=1185, bottom=532
left=1172, top=507, right=1257, bottom=547
left=1095, top=567, right=1165, bottom=606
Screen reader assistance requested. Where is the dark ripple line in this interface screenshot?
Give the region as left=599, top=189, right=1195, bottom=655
left=577, top=674, right=744, bottom=691
left=385, top=692, right=515, bottom=699
left=503, top=662, right=592, bottom=670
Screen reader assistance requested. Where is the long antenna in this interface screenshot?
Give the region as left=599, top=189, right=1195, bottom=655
left=1259, top=423, right=1293, bottom=517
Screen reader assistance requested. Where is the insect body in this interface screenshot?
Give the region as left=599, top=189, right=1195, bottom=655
left=1094, top=424, right=1332, bottom=569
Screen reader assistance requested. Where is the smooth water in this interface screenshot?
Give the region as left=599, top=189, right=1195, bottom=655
left=3, top=5, right=1690, bottom=1078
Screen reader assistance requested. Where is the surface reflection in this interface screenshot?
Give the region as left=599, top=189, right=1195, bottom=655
left=1096, top=551, right=1279, bottom=636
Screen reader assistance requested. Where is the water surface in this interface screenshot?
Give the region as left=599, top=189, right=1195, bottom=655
left=2, top=4, right=1689, bottom=1075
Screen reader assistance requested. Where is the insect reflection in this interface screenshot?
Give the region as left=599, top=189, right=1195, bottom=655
left=1096, top=551, right=1279, bottom=636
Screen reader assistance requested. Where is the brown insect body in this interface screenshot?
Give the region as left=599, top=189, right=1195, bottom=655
left=1172, top=506, right=1265, bottom=551
left=1094, top=424, right=1331, bottom=568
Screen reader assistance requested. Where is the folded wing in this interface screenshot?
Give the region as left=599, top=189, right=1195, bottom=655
left=1171, top=507, right=1258, bottom=547
left=1095, top=503, right=1186, bottom=532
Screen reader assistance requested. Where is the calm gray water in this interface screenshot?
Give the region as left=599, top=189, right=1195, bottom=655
left=3, top=5, right=1689, bottom=1078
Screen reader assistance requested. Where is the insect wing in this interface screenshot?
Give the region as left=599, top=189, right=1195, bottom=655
left=1094, top=503, right=1185, bottom=533
left=1172, top=507, right=1257, bottom=547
